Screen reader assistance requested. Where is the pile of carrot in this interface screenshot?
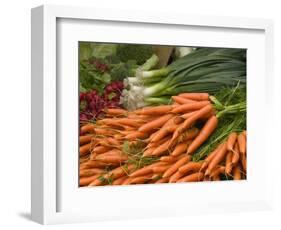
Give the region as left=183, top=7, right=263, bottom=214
left=79, top=92, right=247, bottom=186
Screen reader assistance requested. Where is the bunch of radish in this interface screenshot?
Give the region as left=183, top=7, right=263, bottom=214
left=79, top=81, right=124, bottom=122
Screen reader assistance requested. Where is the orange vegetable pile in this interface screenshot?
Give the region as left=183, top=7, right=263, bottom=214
left=79, top=93, right=247, bottom=186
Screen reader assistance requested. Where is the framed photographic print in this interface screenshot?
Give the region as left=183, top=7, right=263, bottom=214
left=31, top=5, right=274, bottom=225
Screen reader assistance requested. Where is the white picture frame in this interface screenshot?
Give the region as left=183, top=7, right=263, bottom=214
left=31, top=4, right=274, bottom=225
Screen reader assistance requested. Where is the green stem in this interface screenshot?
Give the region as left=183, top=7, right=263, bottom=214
left=209, top=96, right=224, bottom=110
left=216, top=101, right=246, bottom=118
left=139, top=54, right=159, bottom=71
left=140, top=68, right=170, bottom=78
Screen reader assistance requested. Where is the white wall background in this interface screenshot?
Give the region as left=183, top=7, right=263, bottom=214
left=0, top=0, right=280, bottom=229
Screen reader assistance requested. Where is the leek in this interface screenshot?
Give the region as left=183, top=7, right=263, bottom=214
left=122, top=48, right=246, bottom=109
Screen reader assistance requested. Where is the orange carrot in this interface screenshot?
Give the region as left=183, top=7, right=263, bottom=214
left=148, top=135, right=171, bottom=148
left=181, top=111, right=197, bottom=119
left=94, top=145, right=110, bottom=154
left=136, top=105, right=173, bottom=115
left=96, top=119, right=121, bottom=127
left=169, top=171, right=184, bottom=183
left=163, top=156, right=191, bottom=178
left=96, top=154, right=128, bottom=164
left=178, top=162, right=203, bottom=174
left=182, top=109, right=214, bottom=121
left=160, top=155, right=178, bottom=163
left=118, top=130, right=134, bottom=136
left=150, top=129, right=170, bottom=143
left=171, top=101, right=210, bottom=114
left=120, top=125, right=136, bottom=131
left=80, top=135, right=93, bottom=145
left=80, top=168, right=103, bottom=177
left=138, top=114, right=174, bottom=133
left=172, top=96, right=196, bottom=104
left=202, top=109, right=216, bottom=120
left=171, top=142, right=189, bottom=156
left=96, top=149, right=122, bottom=156
left=148, top=161, right=168, bottom=168
left=143, top=147, right=157, bottom=156
left=80, top=143, right=92, bottom=156
left=150, top=116, right=183, bottom=142
left=148, top=174, right=161, bottom=183
left=226, top=132, right=237, bottom=151
left=129, top=167, right=153, bottom=177
left=112, top=176, right=128, bottom=185
left=148, top=130, right=159, bottom=141
left=128, top=114, right=156, bottom=122
left=97, top=139, right=111, bottom=147
left=187, top=116, right=218, bottom=154
left=94, top=128, right=115, bottom=136
left=233, top=165, right=241, bottom=180
left=173, top=116, right=185, bottom=124
left=106, top=137, right=120, bottom=146
left=152, top=165, right=171, bottom=174
left=237, top=133, right=246, bottom=155
left=212, top=175, right=221, bottom=181
left=181, top=104, right=214, bottom=130
left=210, top=166, right=225, bottom=178
left=178, top=93, right=209, bottom=101
left=129, top=174, right=153, bottom=184
left=231, top=142, right=240, bottom=165
left=88, top=177, right=104, bottom=186
left=151, top=138, right=171, bottom=156
left=178, top=128, right=199, bottom=142
left=125, top=131, right=147, bottom=140
left=79, top=174, right=100, bottom=186
left=225, top=151, right=233, bottom=175
left=200, top=144, right=223, bottom=170
left=81, top=160, right=108, bottom=169
left=122, top=177, right=133, bottom=185
left=117, top=118, right=142, bottom=127
left=80, top=123, right=95, bottom=134
left=155, top=177, right=169, bottom=183
left=106, top=164, right=134, bottom=180
left=177, top=172, right=204, bottom=183
left=170, top=104, right=214, bottom=147
left=80, top=156, right=89, bottom=164
left=241, top=154, right=247, bottom=172
left=114, top=134, right=125, bottom=140
left=203, top=176, right=211, bottom=181
left=205, top=143, right=227, bottom=175
left=104, top=108, right=127, bottom=116
left=150, top=120, right=179, bottom=143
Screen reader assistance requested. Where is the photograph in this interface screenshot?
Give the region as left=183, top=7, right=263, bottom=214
left=78, top=43, right=247, bottom=187
left=78, top=42, right=247, bottom=187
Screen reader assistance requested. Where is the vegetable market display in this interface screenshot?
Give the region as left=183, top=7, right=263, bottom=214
left=79, top=43, right=247, bottom=186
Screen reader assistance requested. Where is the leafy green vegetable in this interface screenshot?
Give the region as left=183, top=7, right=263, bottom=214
left=79, top=42, right=117, bottom=60
left=79, top=43, right=159, bottom=94
left=79, top=42, right=93, bottom=61
left=110, top=63, right=127, bottom=81
left=110, top=60, right=138, bottom=81
left=91, top=44, right=117, bottom=59
left=79, top=60, right=111, bottom=94
left=79, top=84, right=87, bottom=93
left=116, top=44, right=154, bottom=65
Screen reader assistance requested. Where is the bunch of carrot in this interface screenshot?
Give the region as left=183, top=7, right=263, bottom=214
left=201, top=131, right=247, bottom=180
left=79, top=92, right=246, bottom=186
